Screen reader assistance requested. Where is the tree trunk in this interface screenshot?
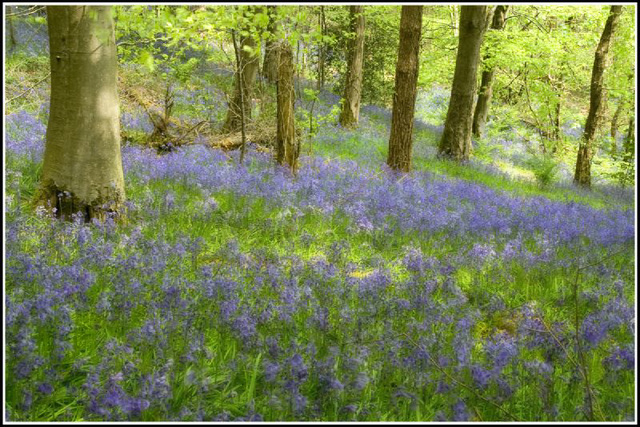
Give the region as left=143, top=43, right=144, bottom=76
left=262, top=5, right=279, bottom=83
left=295, top=28, right=303, bottom=101
left=276, top=42, right=298, bottom=174
left=439, top=6, right=487, bottom=161
left=472, top=5, right=508, bottom=138
left=551, top=101, right=561, bottom=152
left=610, top=101, right=623, bottom=141
left=317, top=5, right=326, bottom=90
left=231, top=30, right=248, bottom=164
left=224, top=8, right=260, bottom=132
left=450, top=5, right=459, bottom=37
left=623, top=114, right=634, bottom=160
left=8, top=6, right=17, bottom=53
left=338, top=6, right=366, bottom=128
left=609, top=100, right=623, bottom=156
left=386, top=6, right=423, bottom=172
left=574, top=6, right=622, bottom=188
left=38, top=6, right=125, bottom=221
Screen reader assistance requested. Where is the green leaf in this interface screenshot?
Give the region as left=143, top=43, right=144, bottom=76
left=138, top=49, right=155, bottom=72
left=245, top=352, right=262, bottom=405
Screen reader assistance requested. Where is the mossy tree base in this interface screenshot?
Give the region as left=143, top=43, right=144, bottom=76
left=37, top=182, right=124, bottom=222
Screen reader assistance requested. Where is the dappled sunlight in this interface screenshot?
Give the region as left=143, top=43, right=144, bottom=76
left=4, top=4, right=636, bottom=423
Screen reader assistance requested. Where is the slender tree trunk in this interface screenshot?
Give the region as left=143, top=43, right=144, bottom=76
left=623, top=114, right=634, bottom=160
left=8, top=6, right=18, bottom=53
left=231, top=30, right=247, bottom=164
left=450, top=5, right=459, bottom=37
left=552, top=101, right=561, bottom=152
left=39, top=6, right=125, bottom=221
left=317, top=5, right=326, bottom=90
left=338, top=6, right=366, bottom=128
left=386, top=6, right=423, bottom=172
left=610, top=100, right=623, bottom=140
left=609, top=99, right=624, bottom=157
left=262, top=5, right=279, bottom=83
left=439, top=6, right=487, bottom=161
left=611, top=73, right=634, bottom=156
left=574, top=6, right=622, bottom=188
left=224, top=7, right=260, bottom=132
left=472, top=5, right=508, bottom=138
left=276, top=42, right=298, bottom=174
left=295, top=29, right=303, bottom=101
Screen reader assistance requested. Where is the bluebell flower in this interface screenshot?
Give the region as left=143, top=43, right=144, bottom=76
left=452, top=399, right=469, bottom=421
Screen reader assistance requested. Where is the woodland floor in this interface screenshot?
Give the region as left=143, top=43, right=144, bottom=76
left=4, top=29, right=636, bottom=422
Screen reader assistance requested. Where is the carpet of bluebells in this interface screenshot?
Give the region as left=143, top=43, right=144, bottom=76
left=5, top=99, right=636, bottom=421
left=4, top=20, right=636, bottom=420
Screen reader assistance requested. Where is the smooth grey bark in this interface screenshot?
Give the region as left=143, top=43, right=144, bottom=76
left=574, top=6, right=622, bottom=187
left=472, top=5, right=508, bottom=138
left=39, top=6, right=125, bottom=221
left=386, top=6, right=423, bottom=172
left=438, top=6, right=487, bottom=161
left=338, top=5, right=365, bottom=128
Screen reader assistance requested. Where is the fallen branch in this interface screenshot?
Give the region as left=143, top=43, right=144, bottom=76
left=208, top=126, right=277, bottom=151
left=174, top=120, right=207, bottom=146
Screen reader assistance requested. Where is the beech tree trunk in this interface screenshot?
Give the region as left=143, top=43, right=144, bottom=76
left=39, top=6, right=125, bottom=221
left=472, top=5, right=508, bottom=138
left=224, top=8, right=260, bottom=132
left=262, top=5, right=279, bottom=83
left=386, top=6, right=423, bottom=172
left=276, top=42, right=298, bottom=174
left=438, top=6, right=487, bottom=161
left=574, top=6, right=622, bottom=188
left=338, top=5, right=366, bottom=128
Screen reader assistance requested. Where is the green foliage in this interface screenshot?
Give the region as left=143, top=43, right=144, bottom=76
left=298, top=88, right=321, bottom=138
left=171, top=57, right=199, bottom=84
left=418, top=7, right=458, bottom=89
left=526, top=154, right=559, bottom=189
left=360, top=6, right=402, bottom=106
left=607, top=160, right=636, bottom=188
left=321, top=6, right=401, bottom=107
